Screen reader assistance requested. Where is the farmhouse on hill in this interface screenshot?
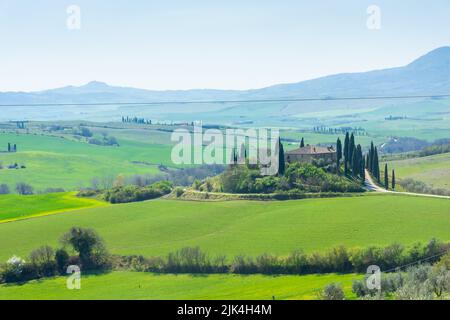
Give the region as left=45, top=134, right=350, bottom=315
left=285, top=145, right=337, bottom=164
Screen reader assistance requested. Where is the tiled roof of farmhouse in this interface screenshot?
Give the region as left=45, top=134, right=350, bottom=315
left=286, top=145, right=336, bottom=155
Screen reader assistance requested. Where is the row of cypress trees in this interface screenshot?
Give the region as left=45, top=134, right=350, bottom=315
left=336, top=132, right=365, bottom=179
left=7, top=143, right=17, bottom=153
left=366, top=141, right=380, bottom=182
left=384, top=163, right=396, bottom=190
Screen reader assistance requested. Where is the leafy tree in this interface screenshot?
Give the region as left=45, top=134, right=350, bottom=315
left=0, top=184, right=10, bottom=194
left=428, top=266, right=450, bottom=298
left=79, top=127, right=93, bottom=138
left=29, top=246, right=57, bottom=277
left=320, top=283, right=345, bottom=300
left=55, top=248, right=70, bottom=273
left=60, top=227, right=110, bottom=269
left=16, top=183, right=33, bottom=195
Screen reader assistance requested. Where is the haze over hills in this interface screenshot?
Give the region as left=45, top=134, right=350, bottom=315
left=1, top=47, right=450, bottom=106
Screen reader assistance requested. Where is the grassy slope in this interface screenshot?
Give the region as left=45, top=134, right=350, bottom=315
left=0, top=133, right=172, bottom=191
left=387, top=153, right=450, bottom=191
left=0, top=194, right=449, bottom=262
left=0, top=272, right=359, bottom=300
left=0, top=193, right=107, bottom=223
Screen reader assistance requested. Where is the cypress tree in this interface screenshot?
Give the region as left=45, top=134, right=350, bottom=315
left=352, top=149, right=358, bottom=176
left=356, top=145, right=363, bottom=177
left=240, top=143, right=246, bottom=162
left=335, top=138, right=342, bottom=174
left=231, top=148, right=238, bottom=165
left=7, top=143, right=11, bottom=152
left=374, top=147, right=380, bottom=182
left=369, top=142, right=375, bottom=173
left=300, top=138, right=305, bottom=148
left=361, top=158, right=366, bottom=180
left=349, top=133, right=355, bottom=166
left=344, top=132, right=350, bottom=161
left=384, top=164, right=389, bottom=190
left=392, top=170, right=396, bottom=190
left=336, top=138, right=342, bottom=162
left=344, top=158, right=348, bottom=176
left=278, top=138, right=285, bottom=176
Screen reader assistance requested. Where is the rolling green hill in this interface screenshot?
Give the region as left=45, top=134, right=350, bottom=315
left=387, top=153, right=450, bottom=191
left=0, top=192, right=107, bottom=223
left=0, top=194, right=449, bottom=262
left=0, top=133, right=172, bottom=191
left=0, top=272, right=358, bottom=300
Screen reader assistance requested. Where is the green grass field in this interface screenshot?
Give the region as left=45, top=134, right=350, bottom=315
left=387, top=153, right=450, bottom=191
left=0, top=271, right=359, bottom=300
left=0, top=192, right=107, bottom=223
left=0, top=194, right=449, bottom=262
left=0, top=133, right=173, bottom=191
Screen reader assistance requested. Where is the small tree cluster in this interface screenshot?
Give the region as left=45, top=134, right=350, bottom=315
left=0, top=227, right=110, bottom=284
left=7, top=143, right=17, bottom=153
left=352, top=261, right=449, bottom=300
left=16, top=183, right=33, bottom=195
left=122, top=116, right=152, bottom=125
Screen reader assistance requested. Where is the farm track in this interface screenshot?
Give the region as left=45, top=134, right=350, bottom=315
left=364, top=169, right=450, bottom=199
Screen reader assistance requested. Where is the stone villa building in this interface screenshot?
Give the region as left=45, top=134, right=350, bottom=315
left=285, top=145, right=337, bottom=164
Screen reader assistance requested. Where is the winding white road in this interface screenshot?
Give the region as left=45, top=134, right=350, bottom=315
left=364, top=169, right=450, bottom=199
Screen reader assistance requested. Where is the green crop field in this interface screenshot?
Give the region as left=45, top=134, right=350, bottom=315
left=0, top=192, right=107, bottom=223
left=0, top=271, right=359, bottom=300
left=0, top=132, right=174, bottom=191
left=0, top=194, right=449, bottom=262
left=387, top=153, right=450, bottom=191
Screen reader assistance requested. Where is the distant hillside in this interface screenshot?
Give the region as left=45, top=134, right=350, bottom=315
left=1, top=47, right=450, bottom=105
left=246, top=46, right=450, bottom=99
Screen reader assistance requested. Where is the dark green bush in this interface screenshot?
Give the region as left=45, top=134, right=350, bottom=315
left=104, top=181, right=172, bottom=204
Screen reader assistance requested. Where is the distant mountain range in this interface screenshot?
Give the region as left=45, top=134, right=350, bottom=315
left=1, top=46, right=450, bottom=105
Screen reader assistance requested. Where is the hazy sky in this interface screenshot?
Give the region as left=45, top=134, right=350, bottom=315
left=1, top=0, right=449, bottom=92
